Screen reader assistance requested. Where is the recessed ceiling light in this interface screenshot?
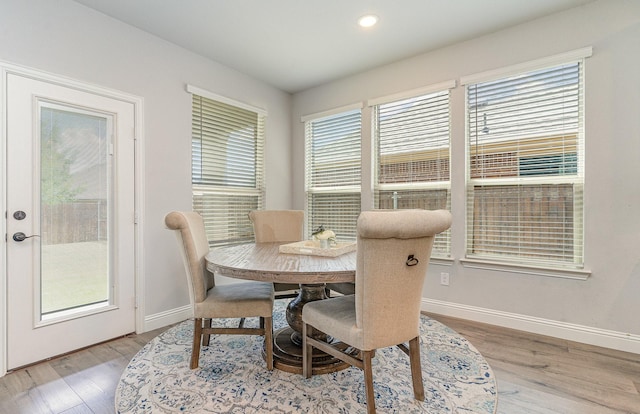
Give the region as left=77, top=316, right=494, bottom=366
left=358, top=14, right=379, bottom=28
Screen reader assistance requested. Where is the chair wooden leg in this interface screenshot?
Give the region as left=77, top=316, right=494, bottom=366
left=408, top=336, right=425, bottom=401
left=362, top=350, right=376, bottom=414
left=202, top=318, right=212, bottom=346
left=302, top=323, right=313, bottom=378
left=191, top=318, right=203, bottom=369
left=264, top=316, right=274, bottom=371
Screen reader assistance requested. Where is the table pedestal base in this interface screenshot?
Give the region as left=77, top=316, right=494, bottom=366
left=263, top=283, right=358, bottom=374
left=268, top=327, right=358, bottom=375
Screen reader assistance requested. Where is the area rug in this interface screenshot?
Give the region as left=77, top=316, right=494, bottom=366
left=116, top=300, right=497, bottom=413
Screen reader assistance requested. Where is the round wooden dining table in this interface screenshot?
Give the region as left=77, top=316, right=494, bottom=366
left=205, top=242, right=356, bottom=374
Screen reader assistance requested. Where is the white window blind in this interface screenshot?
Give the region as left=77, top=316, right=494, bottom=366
left=466, top=61, right=584, bottom=268
left=373, top=89, right=452, bottom=257
left=191, top=93, right=265, bottom=246
left=305, top=108, right=361, bottom=240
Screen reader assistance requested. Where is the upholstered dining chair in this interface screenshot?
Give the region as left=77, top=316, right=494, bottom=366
left=302, top=209, right=452, bottom=413
left=165, top=211, right=274, bottom=371
left=248, top=210, right=305, bottom=297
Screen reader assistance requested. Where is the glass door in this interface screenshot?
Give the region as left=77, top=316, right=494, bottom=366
left=6, top=72, right=136, bottom=369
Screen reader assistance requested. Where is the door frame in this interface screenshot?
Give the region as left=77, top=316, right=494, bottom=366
left=0, top=61, right=145, bottom=376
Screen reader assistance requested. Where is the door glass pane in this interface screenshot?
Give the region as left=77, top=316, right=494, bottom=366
left=39, top=103, right=111, bottom=319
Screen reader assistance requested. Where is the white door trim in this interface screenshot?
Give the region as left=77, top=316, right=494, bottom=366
left=0, top=61, right=145, bottom=376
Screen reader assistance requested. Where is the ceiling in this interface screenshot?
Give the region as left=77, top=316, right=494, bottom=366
left=73, top=0, right=595, bottom=93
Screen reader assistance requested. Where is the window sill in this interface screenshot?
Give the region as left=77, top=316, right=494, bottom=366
left=459, top=258, right=591, bottom=280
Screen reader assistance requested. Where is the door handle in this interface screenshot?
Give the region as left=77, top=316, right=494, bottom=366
left=12, top=232, right=40, bottom=242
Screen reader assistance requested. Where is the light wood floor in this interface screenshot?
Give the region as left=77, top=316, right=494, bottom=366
left=0, top=316, right=638, bottom=414
left=0, top=328, right=163, bottom=414
left=429, top=314, right=640, bottom=414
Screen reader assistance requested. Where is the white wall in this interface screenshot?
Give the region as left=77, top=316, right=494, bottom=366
left=292, top=0, right=640, bottom=350
left=0, top=0, right=292, bottom=321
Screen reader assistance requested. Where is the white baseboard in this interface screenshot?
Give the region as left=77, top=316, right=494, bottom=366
left=144, top=305, right=192, bottom=332
left=422, top=298, right=640, bottom=355
left=145, top=300, right=640, bottom=355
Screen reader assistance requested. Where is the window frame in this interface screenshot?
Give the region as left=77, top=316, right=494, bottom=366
left=188, top=85, right=266, bottom=246
left=303, top=104, right=363, bottom=241
left=462, top=49, right=591, bottom=272
left=369, top=81, right=455, bottom=258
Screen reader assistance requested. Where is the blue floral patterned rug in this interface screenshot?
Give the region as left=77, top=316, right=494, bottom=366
left=116, top=300, right=497, bottom=413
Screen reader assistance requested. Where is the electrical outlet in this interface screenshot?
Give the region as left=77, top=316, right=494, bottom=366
left=440, top=272, right=450, bottom=286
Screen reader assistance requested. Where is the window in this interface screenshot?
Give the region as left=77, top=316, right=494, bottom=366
left=465, top=61, right=585, bottom=268
left=190, top=87, right=265, bottom=246
left=372, top=87, right=452, bottom=257
left=304, top=107, right=362, bottom=241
